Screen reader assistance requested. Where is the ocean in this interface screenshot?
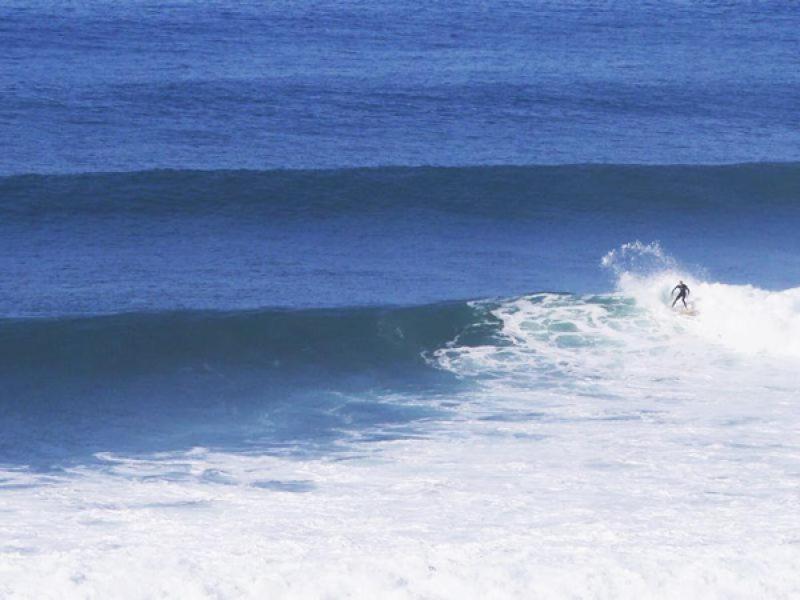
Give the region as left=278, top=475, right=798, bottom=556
left=2, top=2, right=800, bottom=598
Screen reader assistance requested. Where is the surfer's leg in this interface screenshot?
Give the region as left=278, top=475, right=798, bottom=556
left=672, top=296, right=678, bottom=307
left=681, top=296, right=687, bottom=308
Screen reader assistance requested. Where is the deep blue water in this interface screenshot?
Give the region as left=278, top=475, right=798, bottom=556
left=2, top=1, right=799, bottom=174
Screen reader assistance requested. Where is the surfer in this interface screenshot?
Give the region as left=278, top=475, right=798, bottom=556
left=671, top=280, right=690, bottom=308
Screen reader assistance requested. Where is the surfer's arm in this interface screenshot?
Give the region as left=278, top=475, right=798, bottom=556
left=670, top=286, right=678, bottom=295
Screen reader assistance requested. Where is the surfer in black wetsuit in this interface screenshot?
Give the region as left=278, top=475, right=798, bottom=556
left=671, top=280, right=690, bottom=308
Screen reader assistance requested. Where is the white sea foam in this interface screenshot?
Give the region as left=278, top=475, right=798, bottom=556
left=2, top=244, right=800, bottom=598
left=618, top=271, right=800, bottom=358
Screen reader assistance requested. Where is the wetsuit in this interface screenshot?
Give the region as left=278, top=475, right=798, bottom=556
left=671, top=283, right=690, bottom=308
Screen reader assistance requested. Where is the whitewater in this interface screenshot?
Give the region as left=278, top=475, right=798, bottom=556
left=2, top=243, right=799, bottom=599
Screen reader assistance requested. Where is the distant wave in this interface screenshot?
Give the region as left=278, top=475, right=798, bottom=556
left=2, top=163, right=799, bottom=219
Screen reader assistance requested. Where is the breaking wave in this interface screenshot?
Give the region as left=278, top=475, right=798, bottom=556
left=4, top=240, right=799, bottom=468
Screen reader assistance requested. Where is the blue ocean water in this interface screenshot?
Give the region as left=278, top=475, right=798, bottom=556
left=1, top=1, right=799, bottom=174
left=3, top=5, right=800, bottom=595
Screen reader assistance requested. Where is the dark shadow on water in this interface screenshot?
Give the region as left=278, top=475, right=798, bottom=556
left=0, top=482, right=44, bottom=490
left=478, top=411, right=547, bottom=422
left=252, top=479, right=316, bottom=493
left=0, top=366, right=470, bottom=475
